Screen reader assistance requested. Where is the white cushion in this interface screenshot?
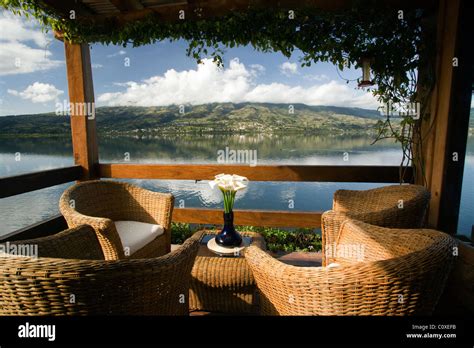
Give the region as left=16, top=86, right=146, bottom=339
left=326, top=262, right=340, bottom=269
left=114, top=220, right=164, bottom=255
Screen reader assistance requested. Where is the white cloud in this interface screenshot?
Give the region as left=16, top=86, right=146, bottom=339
left=8, top=82, right=64, bottom=103
left=249, top=64, right=265, bottom=76
left=0, top=12, right=48, bottom=46
left=98, top=58, right=379, bottom=109
left=92, top=63, right=103, bottom=69
left=279, top=62, right=298, bottom=76
left=0, top=12, right=63, bottom=76
left=107, top=50, right=127, bottom=58
left=471, top=98, right=474, bottom=108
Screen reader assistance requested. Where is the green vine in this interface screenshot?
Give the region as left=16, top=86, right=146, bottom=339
left=1, top=0, right=435, bottom=183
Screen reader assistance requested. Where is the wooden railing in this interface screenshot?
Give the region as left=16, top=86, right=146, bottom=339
left=0, top=166, right=82, bottom=241
left=1, top=164, right=411, bottom=241
left=0, top=165, right=82, bottom=198
left=173, top=208, right=321, bottom=228
left=99, top=164, right=410, bottom=183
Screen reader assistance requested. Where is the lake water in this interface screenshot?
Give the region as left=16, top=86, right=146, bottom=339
left=0, top=133, right=472, bottom=237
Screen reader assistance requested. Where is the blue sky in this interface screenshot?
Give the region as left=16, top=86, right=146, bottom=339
left=0, top=10, right=384, bottom=116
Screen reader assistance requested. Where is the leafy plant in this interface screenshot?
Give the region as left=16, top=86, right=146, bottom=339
left=170, top=222, right=195, bottom=244
left=242, top=226, right=322, bottom=252
left=171, top=222, right=322, bottom=252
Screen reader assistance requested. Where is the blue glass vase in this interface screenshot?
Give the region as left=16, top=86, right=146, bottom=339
left=215, top=211, right=242, bottom=247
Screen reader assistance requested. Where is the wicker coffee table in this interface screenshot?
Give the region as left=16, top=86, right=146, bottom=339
left=189, top=230, right=266, bottom=314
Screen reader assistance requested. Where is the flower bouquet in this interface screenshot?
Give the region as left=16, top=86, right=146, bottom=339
left=209, top=174, right=248, bottom=247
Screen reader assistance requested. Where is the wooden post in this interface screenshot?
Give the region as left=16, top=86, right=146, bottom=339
left=64, top=42, right=98, bottom=180
left=437, top=0, right=473, bottom=234
left=417, top=0, right=473, bottom=233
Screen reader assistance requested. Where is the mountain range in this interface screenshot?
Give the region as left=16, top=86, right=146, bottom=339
left=0, top=103, right=386, bottom=137
left=1, top=102, right=471, bottom=137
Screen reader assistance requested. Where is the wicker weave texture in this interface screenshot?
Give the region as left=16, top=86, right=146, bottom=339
left=246, top=220, right=456, bottom=316
left=0, top=226, right=202, bottom=316
left=189, top=231, right=266, bottom=314
left=4, top=225, right=105, bottom=260
left=321, top=184, right=430, bottom=265
left=59, top=180, right=174, bottom=260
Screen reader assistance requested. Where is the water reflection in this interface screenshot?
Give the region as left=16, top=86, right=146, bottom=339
left=0, top=134, right=472, bottom=237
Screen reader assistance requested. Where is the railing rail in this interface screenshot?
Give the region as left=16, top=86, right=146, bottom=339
left=99, top=164, right=412, bottom=183
left=1, top=208, right=321, bottom=242
left=0, top=165, right=82, bottom=199
left=173, top=208, right=321, bottom=228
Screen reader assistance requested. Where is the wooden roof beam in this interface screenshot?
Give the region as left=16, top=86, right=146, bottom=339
left=41, top=0, right=95, bottom=16
left=42, top=0, right=438, bottom=26
left=109, top=0, right=145, bottom=11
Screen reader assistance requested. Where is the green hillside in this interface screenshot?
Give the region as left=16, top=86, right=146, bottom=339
left=0, top=102, right=390, bottom=137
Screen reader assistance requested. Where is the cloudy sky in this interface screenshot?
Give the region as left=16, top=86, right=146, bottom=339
left=1, top=10, right=388, bottom=116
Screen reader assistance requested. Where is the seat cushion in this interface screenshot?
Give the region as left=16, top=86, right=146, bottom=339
left=114, top=220, right=164, bottom=255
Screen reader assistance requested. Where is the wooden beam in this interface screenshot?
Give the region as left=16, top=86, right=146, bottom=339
left=0, top=214, right=67, bottom=242
left=419, top=0, right=472, bottom=232
left=437, top=0, right=473, bottom=233
left=64, top=42, right=99, bottom=180
left=41, top=0, right=95, bottom=16
left=0, top=208, right=320, bottom=244
left=0, top=166, right=82, bottom=199
left=173, top=208, right=321, bottom=228
left=99, top=164, right=412, bottom=183
left=109, top=0, right=145, bottom=11
left=64, top=0, right=437, bottom=25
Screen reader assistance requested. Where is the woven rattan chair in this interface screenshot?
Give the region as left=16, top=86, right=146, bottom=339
left=246, top=220, right=456, bottom=316
left=60, top=180, right=174, bottom=260
left=321, top=184, right=430, bottom=265
left=0, top=226, right=202, bottom=315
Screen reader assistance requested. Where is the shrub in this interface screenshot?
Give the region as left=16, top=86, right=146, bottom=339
left=170, top=223, right=321, bottom=252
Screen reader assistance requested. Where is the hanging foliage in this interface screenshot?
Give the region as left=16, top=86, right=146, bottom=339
left=1, top=0, right=435, bottom=182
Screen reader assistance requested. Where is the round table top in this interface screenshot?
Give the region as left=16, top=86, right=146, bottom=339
left=207, top=237, right=247, bottom=257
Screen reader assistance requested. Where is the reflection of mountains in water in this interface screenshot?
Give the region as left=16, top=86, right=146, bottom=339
left=0, top=134, right=403, bottom=160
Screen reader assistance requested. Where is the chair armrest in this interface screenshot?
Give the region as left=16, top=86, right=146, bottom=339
left=321, top=210, right=351, bottom=266
left=321, top=203, right=419, bottom=266
left=245, top=245, right=360, bottom=315
left=5, top=225, right=104, bottom=260
left=334, top=219, right=457, bottom=265
left=60, top=201, right=124, bottom=260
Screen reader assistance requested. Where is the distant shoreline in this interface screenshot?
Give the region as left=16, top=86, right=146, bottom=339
left=0, top=129, right=380, bottom=138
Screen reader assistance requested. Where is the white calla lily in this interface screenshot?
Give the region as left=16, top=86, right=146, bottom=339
left=208, top=173, right=249, bottom=213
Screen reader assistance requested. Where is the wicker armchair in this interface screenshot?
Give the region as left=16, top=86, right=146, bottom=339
left=245, top=220, right=456, bottom=316
left=60, top=180, right=174, bottom=260
left=321, top=184, right=430, bottom=265
left=0, top=226, right=202, bottom=315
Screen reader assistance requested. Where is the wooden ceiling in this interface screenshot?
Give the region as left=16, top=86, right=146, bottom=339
left=40, top=0, right=438, bottom=25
